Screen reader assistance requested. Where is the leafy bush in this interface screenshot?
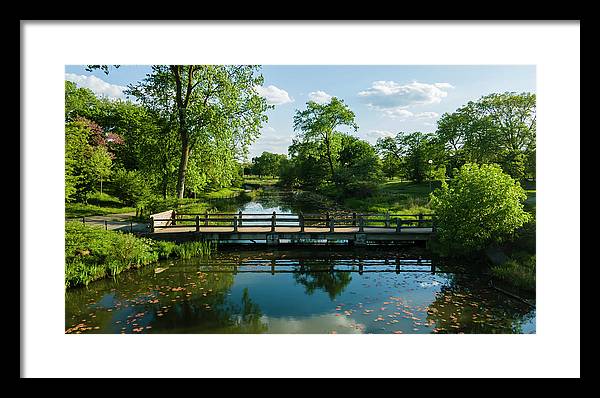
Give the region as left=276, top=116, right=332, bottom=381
left=65, top=222, right=215, bottom=288
left=111, top=169, right=152, bottom=207
left=340, top=181, right=378, bottom=198
left=430, top=163, right=532, bottom=255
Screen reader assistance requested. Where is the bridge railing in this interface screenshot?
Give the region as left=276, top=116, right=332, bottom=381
left=150, top=211, right=434, bottom=233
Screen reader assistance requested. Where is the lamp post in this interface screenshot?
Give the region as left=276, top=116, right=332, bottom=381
left=428, top=159, right=433, bottom=192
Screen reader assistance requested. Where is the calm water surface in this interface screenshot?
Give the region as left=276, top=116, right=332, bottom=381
left=65, top=191, right=535, bottom=334
left=65, top=248, right=535, bottom=334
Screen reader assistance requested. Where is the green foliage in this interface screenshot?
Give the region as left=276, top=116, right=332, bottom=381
left=499, top=150, right=526, bottom=182
left=172, top=241, right=216, bottom=260
left=430, top=163, right=532, bottom=255
left=250, top=151, right=287, bottom=177
left=65, top=120, right=91, bottom=202
left=491, top=254, right=536, bottom=293
left=375, top=132, right=446, bottom=183
left=336, top=134, right=383, bottom=186
left=65, top=221, right=158, bottom=288
left=293, top=97, right=357, bottom=182
left=435, top=92, right=536, bottom=177
left=128, top=65, right=271, bottom=198
left=65, top=222, right=215, bottom=288
left=85, top=146, right=112, bottom=193
left=111, top=169, right=152, bottom=207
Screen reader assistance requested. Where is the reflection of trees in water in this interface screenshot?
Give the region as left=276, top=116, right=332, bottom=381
left=293, top=262, right=352, bottom=300
left=252, top=191, right=295, bottom=213
left=149, top=286, right=267, bottom=333
left=425, top=274, right=533, bottom=334
left=65, top=261, right=267, bottom=333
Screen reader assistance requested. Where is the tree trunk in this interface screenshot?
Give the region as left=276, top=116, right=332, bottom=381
left=161, top=172, right=169, bottom=199
left=176, top=137, right=190, bottom=199
left=325, top=134, right=336, bottom=182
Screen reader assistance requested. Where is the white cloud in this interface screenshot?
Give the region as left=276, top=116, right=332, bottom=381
left=308, top=90, right=333, bottom=104
left=378, top=108, right=415, bottom=119
left=366, top=130, right=396, bottom=139
left=358, top=80, right=453, bottom=116
left=414, top=111, right=440, bottom=119
left=248, top=125, right=292, bottom=159
left=254, top=85, right=293, bottom=105
left=65, top=73, right=127, bottom=100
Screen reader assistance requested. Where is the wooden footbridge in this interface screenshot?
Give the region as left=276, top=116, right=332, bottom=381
left=147, top=210, right=435, bottom=245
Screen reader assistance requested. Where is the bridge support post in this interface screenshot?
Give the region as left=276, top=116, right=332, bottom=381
left=204, top=211, right=209, bottom=226
left=299, top=212, right=304, bottom=232
left=358, top=259, right=364, bottom=275
left=358, top=216, right=364, bottom=232
left=150, top=216, right=154, bottom=233
left=329, top=217, right=335, bottom=232
left=396, top=218, right=401, bottom=232
left=267, top=233, right=279, bottom=246
left=395, top=257, right=400, bottom=274
left=352, top=212, right=356, bottom=227
left=171, top=210, right=177, bottom=226
left=271, top=211, right=276, bottom=232
left=238, top=211, right=243, bottom=227
left=385, top=212, right=390, bottom=228
left=196, top=215, right=200, bottom=232
left=355, top=233, right=366, bottom=246
left=431, top=262, right=436, bottom=275
left=233, top=216, right=238, bottom=232
left=418, top=213, right=423, bottom=226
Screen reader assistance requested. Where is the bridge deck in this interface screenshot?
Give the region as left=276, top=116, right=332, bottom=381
left=153, top=226, right=433, bottom=234
left=148, top=211, right=435, bottom=244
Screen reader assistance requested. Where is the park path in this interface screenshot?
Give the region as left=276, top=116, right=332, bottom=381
left=66, top=211, right=150, bottom=233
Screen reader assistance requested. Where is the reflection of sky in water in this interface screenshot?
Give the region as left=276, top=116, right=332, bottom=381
left=66, top=253, right=536, bottom=334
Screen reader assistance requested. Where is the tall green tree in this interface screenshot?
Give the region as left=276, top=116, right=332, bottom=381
left=85, top=146, right=112, bottom=195
left=336, top=134, right=382, bottom=185
left=376, top=132, right=445, bottom=183
left=251, top=151, right=287, bottom=177
left=166, top=65, right=269, bottom=198
left=435, top=92, right=536, bottom=179
left=90, top=65, right=271, bottom=199
left=293, top=97, right=358, bottom=183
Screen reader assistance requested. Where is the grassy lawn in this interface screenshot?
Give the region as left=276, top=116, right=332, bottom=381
left=341, top=179, right=435, bottom=214
left=243, top=175, right=279, bottom=187
left=65, top=193, right=135, bottom=218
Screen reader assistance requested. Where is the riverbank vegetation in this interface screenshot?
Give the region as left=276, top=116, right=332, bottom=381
left=65, top=221, right=215, bottom=288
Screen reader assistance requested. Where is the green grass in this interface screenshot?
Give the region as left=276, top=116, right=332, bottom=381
left=65, top=192, right=135, bottom=218
left=65, top=221, right=215, bottom=288
left=491, top=253, right=536, bottom=293
left=243, top=175, right=279, bottom=187
left=338, top=179, right=435, bottom=214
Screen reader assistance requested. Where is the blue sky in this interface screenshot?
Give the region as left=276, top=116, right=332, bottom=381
left=65, top=65, right=536, bottom=160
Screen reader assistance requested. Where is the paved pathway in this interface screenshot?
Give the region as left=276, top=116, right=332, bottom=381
left=66, top=212, right=150, bottom=233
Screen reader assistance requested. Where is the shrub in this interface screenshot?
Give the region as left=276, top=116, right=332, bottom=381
left=430, top=163, right=532, bottom=256
left=111, top=169, right=152, bottom=208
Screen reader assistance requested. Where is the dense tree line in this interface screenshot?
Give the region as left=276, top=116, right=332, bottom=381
left=64, top=65, right=270, bottom=208
left=275, top=92, right=535, bottom=194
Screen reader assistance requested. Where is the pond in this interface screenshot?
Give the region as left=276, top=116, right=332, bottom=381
left=64, top=188, right=536, bottom=334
